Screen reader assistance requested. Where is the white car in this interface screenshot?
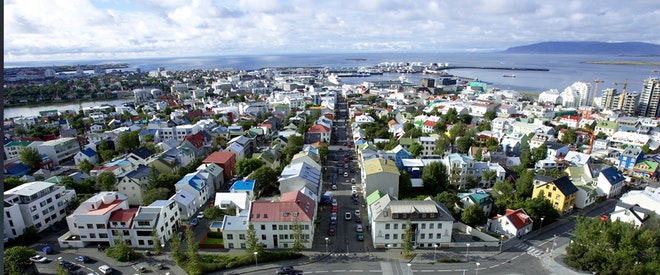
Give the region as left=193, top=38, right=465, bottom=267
left=30, top=255, right=49, bottom=263
left=355, top=209, right=360, bottom=216
left=98, top=265, right=113, bottom=274
left=344, top=212, right=352, bottom=221
left=197, top=211, right=204, bottom=219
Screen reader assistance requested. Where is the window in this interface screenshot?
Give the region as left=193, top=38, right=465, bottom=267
left=420, top=234, right=425, bottom=239
left=261, top=235, right=267, bottom=240
left=42, top=209, right=49, bottom=215
left=556, top=195, right=561, bottom=200
left=138, top=221, right=150, bottom=226
left=97, top=224, right=106, bottom=229
left=385, top=234, right=390, bottom=240
left=5, top=212, right=10, bottom=218
left=402, top=224, right=406, bottom=230
left=32, top=214, right=40, bottom=220
left=393, top=234, right=398, bottom=240
left=437, top=223, right=442, bottom=229
left=261, top=225, right=266, bottom=230
left=436, top=233, right=442, bottom=239
left=227, top=234, right=233, bottom=240
left=99, top=233, right=108, bottom=238
left=421, top=223, right=426, bottom=229
left=429, top=223, right=434, bottom=229
left=394, top=224, right=398, bottom=230
left=428, top=233, right=433, bottom=239
left=89, top=233, right=96, bottom=238
left=9, top=220, right=14, bottom=227
left=239, top=234, right=245, bottom=240
left=272, top=225, right=277, bottom=230
left=138, top=240, right=145, bottom=245
left=46, top=198, right=53, bottom=204
left=385, top=224, right=390, bottom=229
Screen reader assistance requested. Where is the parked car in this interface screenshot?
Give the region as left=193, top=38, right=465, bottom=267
left=98, top=265, right=113, bottom=274
left=331, top=205, right=338, bottom=212
left=276, top=266, right=296, bottom=274
left=356, top=224, right=363, bottom=232
left=197, top=212, right=205, bottom=219
left=357, top=232, right=364, bottom=241
left=328, top=227, right=336, bottom=236
left=344, top=212, right=352, bottom=221
left=355, top=216, right=361, bottom=223
left=76, top=255, right=90, bottom=263
left=355, top=209, right=360, bottom=216
left=190, top=218, right=199, bottom=226
left=331, top=184, right=337, bottom=190
left=330, top=212, right=337, bottom=221
left=42, top=245, right=53, bottom=254
left=332, top=198, right=337, bottom=206
left=344, top=172, right=349, bottom=178
left=30, top=255, right=49, bottom=263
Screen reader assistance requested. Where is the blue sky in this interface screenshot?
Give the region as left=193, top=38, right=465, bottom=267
left=4, top=0, right=660, bottom=62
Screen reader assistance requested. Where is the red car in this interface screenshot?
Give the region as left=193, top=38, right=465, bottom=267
left=328, top=227, right=336, bottom=236
left=355, top=216, right=361, bottom=223
left=331, top=205, right=338, bottom=212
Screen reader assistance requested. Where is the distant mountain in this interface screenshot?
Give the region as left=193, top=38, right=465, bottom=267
left=504, top=41, right=660, bottom=55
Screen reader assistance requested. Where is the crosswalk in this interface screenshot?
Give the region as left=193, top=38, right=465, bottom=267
left=512, top=242, right=546, bottom=258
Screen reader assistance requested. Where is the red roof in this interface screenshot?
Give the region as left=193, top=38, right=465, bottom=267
left=258, top=123, right=272, bottom=129
left=204, top=151, right=236, bottom=164
left=423, top=120, right=437, bottom=127
left=250, top=191, right=315, bottom=223
left=308, top=124, right=330, bottom=133
left=561, top=115, right=581, bottom=121
left=504, top=208, right=532, bottom=230
left=182, top=132, right=205, bottom=148
left=108, top=208, right=138, bottom=222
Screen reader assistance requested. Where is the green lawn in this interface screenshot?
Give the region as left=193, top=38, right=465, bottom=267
left=202, top=238, right=224, bottom=245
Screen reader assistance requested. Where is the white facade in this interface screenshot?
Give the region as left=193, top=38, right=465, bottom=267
left=128, top=200, right=180, bottom=249
left=4, top=181, right=76, bottom=239
left=37, top=137, right=81, bottom=165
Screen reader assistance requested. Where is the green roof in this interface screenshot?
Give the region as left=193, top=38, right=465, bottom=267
left=399, top=137, right=413, bottom=146
left=597, top=121, right=617, bottom=129
left=7, top=141, right=31, bottom=147
left=634, top=160, right=659, bottom=173
left=366, top=190, right=386, bottom=206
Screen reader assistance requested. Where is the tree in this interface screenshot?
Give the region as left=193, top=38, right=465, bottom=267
left=96, top=172, right=117, bottom=191
left=566, top=216, right=660, bottom=274
left=443, top=108, right=458, bottom=124
left=516, top=169, right=536, bottom=198
left=462, top=204, right=487, bottom=226
left=116, top=131, right=140, bottom=153
left=459, top=114, right=473, bottom=124
left=456, top=136, right=473, bottom=154
left=152, top=230, right=162, bottom=255
left=402, top=220, right=415, bottom=259
left=249, top=166, right=279, bottom=197
left=4, top=246, right=36, bottom=275
left=245, top=224, right=262, bottom=254
left=433, top=136, right=450, bottom=157
left=406, top=127, right=423, bottom=138
left=474, top=148, right=483, bottom=162
left=399, top=171, right=413, bottom=198
left=19, top=147, right=42, bottom=170
left=291, top=219, right=306, bottom=252
left=409, top=142, right=423, bottom=158
left=142, top=187, right=171, bottom=205
left=79, top=159, right=94, bottom=174
left=56, top=259, right=68, bottom=275
left=449, top=122, right=466, bottom=142
left=203, top=206, right=224, bottom=221
left=185, top=229, right=203, bottom=275
left=491, top=180, right=516, bottom=211
left=481, top=170, right=496, bottom=188
left=170, top=228, right=185, bottom=264
left=317, top=145, right=329, bottom=163
left=4, top=177, right=27, bottom=190
left=236, top=158, right=264, bottom=178
left=531, top=145, right=548, bottom=162
left=560, top=129, right=577, bottom=145
left=477, top=121, right=491, bottom=131
left=483, top=110, right=496, bottom=121
left=421, top=162, right=449, bottom=195
left=143, top=134, right=155, bottom=143
left=434, top=191, right=461, bottom=218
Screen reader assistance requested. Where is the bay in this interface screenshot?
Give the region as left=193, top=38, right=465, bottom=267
left=4, top=52, right=660, bottom=118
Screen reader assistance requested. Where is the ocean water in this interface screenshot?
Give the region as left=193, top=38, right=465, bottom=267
left=4, top=52, right=660, bottom=117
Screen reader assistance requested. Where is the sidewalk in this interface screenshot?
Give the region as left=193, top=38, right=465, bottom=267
left=65, top=247, right=187, bottom=275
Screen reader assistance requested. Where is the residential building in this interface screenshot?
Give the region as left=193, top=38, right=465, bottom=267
left=361, top=158, right=400, bottom=199
left=117, top=165, right=152, bottom=206
left=61, top=192, right=129, bottom=248
left=5, top=141, right=40, bottom=161
left=4, top=181, right=76, bottom=239
left=383, top=145, right=412, bottom=170
left=127, top=200, right=179, bottom=249
left=618, top=147, right=644, bottom=171
left=594, top=121, right=618, bottom=138
left=175, top=171, right=211, bottom=211
left=126, top=147, right=156, bottom=167
left=248, top=190, right=316, bottom=249
left=170, top=189, right=198, bottom=220
left=369, top=196, right=454, bottom=249
left=74, top=148, right=99, bottom=165
left=532, top=176, right=578, bottom=214
left=37, top=137, right=81, bottom=165
left=458, top=190, right=494, bottom=217
left=196, top=162, right=225, bottom=192
left=214, top=192, right=250, bottom=214
left=230, top=179, right=257, bottom=199
left=610, top=202, right=652, bottom=228
left=278, top=161, right=321, bottom=196
left=203, top=151, right=237, bottom=181
left=637, top=77, right=660, bottom=118
left=596, top=166, right=625, bottom=199
left=487, top=208, right=534, bottom=238
left=418, top=136, right=438, bottom=157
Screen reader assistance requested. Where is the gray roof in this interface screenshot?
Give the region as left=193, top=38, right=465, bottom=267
left=373, top=198, right=454, bottom=222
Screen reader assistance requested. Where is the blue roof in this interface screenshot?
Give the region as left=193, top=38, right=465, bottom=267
left=140, top=128, right=158, bottom=136
left=230, top=180, right=255, bottom=191
left=600, top=166, right=624, bottom=185
left=5, top=163, right=31, bottom=177
left=171, top=189, right=195, bottom=205
left=355, top=139, right=367, bottom=146
left=81, top=148, right=97, bottom=157
left=177, top=172, right=207, bottom=191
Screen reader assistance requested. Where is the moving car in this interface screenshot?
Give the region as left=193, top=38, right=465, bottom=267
left=42, top=245, right=53, bottom=254
left=344, top=212, right=352, bottom=221
left=76, top=255, right=90, bottom=263
left=30, top=255, right=49, bottom=263
left=190, top=218, right=199, bottom=226
left=98, top=265, right=113, bottom=274
left=331, top=184, right=337, bottom=190
left=276, top=266, right=295, bottom=274
left=344, top=172, right=349, bottom=177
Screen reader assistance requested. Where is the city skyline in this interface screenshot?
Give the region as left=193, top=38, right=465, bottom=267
left=4, top=0, right=660, bottom=62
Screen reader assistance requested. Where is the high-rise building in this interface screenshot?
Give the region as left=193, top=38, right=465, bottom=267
left=600, top=88, right=618, bottom=110
left=615, top=91, right=639, bottom=117
left=637, top=78, right=660, bottom=117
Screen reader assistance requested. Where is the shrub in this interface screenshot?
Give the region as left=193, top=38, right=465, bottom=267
left=207, top=231, right=223, bottom=238
left=105, top=245, right=141, bottom=262
left=438, top=258, right=462, bottom=263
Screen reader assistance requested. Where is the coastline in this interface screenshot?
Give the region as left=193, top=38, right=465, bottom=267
left=581, top=61, right=660, bottom=66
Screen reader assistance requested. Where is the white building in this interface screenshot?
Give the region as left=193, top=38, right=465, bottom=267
left=369, top=196, right=454, bottom=249
left=127, top=200, right=180, bottom=249
left=37, top=137, right=81, bottom=165
left=487, top=208, right=534, bottom=238
left=4, top=181, right=76, bottom=239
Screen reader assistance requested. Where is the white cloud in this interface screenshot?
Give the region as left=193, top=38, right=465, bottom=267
left=4, top=0, right=660, bottom=62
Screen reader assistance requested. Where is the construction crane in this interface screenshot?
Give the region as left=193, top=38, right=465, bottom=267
left=591, top=79, right=604, bottom=107
left=583, top=125, right=596, bottom=155
left=612, top=79, right=643, bottom=92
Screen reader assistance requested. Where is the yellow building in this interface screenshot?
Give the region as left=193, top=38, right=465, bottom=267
left=361, top=158, right=400, bottom=199
left=532, top=175, right=579, bottom=214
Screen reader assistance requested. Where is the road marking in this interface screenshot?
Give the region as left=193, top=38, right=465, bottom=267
left=349, top=270, right=363, bottom=272
left=368, top=270, right=381, bottom=273
left=420, top=270, right=435, bottom=272
left=335, top=270, right=346, bottom=273
left=490, top=264, right=500, bottom=268
left=438, top=270, right=452, bottom=272
left=315, top=271, right=329, bottom=273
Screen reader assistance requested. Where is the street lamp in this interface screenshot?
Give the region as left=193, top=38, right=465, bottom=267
left=407, top=263, right=412, bottom=275
left=475, top=262, right=481, bottom=275
left=465, top=243, right=470, bottom=262
left=499, top=235, right=505, bottom=252
left=387, top=244, right=392, bottom=260
left=540, top=217, right=545, bottom=230
left=253, top=251, right=258, bottom=268
left=325, top=237, right=329, bottom=253
left=433, top=244, right=438, bottom=262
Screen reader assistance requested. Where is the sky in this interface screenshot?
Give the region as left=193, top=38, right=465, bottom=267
left=4, top=0, right=660, bottom=62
